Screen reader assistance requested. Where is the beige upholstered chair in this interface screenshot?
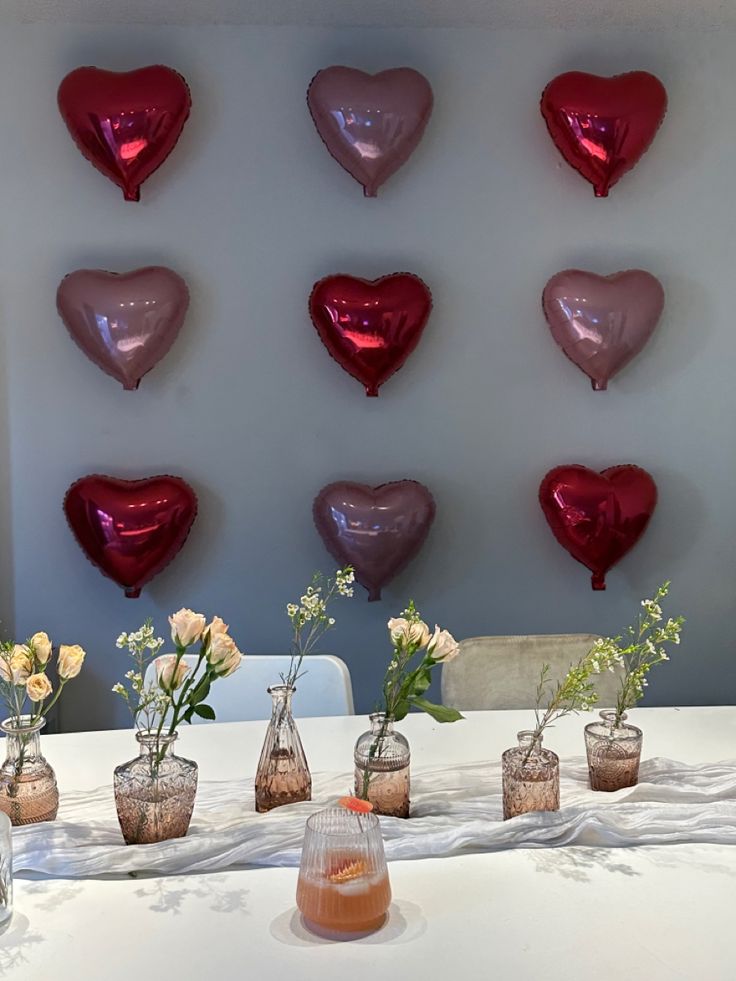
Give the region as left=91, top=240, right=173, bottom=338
left=441, top=634, right=623, bottom=711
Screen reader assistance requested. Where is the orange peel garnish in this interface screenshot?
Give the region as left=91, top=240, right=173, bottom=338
left=328, top=859, right=367, bottom=883
left=338, top=796, right=374, bottom=814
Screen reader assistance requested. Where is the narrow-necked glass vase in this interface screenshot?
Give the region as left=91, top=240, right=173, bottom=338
left=502, top=730, right=559, bottom=820
left=584, top=710, right=643, bottom=792
left=354, top=713, right=411, bottom=818
left=113, top=731, right=198, bottom=845
left=0, top=716, right=59, bottom=826
left=255, top=685, right=311, bottom=812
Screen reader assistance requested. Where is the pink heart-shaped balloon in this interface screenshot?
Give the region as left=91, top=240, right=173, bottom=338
left=64, top=474, right=198, bottom=598
left=58, top=65, right=191, bottom=201
left=307, top=67, right=433, bottom=196
left=313, top=480, right=436, bottom=601
left=309, top=273, right=432, bottom=396
left=56, top=267, right=189, bottom=390
left=542, top=269, right=664, bottom=390
left=539, top=464, right=657, bottom=590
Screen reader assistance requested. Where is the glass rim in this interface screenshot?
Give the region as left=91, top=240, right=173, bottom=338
left=1, top=714, right=46, bottom=734
left=305, top=807, right=380, bottom=836
left=136, top=729, right=177, bottom=744
left=267, top=683, right=295, bottom=694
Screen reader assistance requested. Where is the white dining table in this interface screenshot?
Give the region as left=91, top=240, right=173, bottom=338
left=3, top=706, right=735, bottom=981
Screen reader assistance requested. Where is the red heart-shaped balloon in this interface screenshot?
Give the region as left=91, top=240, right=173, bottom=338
left=309, top=273, right=432, bottom=396
left=57, top=266, right=189, bottom=390
left=64, top=475, right=198, bottom=597
left=541, top=71, right=667, bottom=197
left=539, top=465, right=657, bottom=590
left=58, top=65, right=192, bottom=201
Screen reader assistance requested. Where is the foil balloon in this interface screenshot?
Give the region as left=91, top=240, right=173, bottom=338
left=57, top=267, right=189, bottom=390
left=64, top=474, right=198, bottom=597
left=313, top=480, right=436, bottom=601
left=58, top=65, right=192, bottom=201
left=309, top=273, right=432, bottom=396
left=307, top=67, right=433, bottom=197
left=541, top=72, right=667, bottom=197
left=542, top=269, right=664, bottom=391
left=539, top=465, right=657, bottom=590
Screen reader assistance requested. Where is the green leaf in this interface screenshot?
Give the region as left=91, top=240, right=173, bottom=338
left=190, top=677, right=211, bottom=706
left=393, top=699, right=410, bottom=721
left=410, top=696, right=464, bottom=723
left=193, top=703, right=216, bottom=720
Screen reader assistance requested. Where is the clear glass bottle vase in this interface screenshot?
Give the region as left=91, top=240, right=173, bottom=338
left=113, top=730, right=198, bottom=845
left=502, top=730, right=560, bottom=820
left=255, top=685, right=312, bottom=812
left=0, top=811, right=12, bottom=933
left=0, top=716, right=59, bottom=826
left=584, top=710, right=643, bottom=792
left=354, top=713, right=411, bottom=818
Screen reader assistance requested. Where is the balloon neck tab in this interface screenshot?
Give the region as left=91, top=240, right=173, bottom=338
left=123, top=187, right=141, bottom=203
left=363, top=185, right=378, bottom=199
left=365, top=387, right=379, bottom=398
left=124, top=587, right=142, bottom=599
left=367, top=588, right=381, bottom=602
left=594, top=185, right=610, bottom=199
left=592, top=379, right=608, bottom=392
left=591, top=573, right=606, bottom=591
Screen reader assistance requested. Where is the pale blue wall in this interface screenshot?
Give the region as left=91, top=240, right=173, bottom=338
left=0, top=25, right=733, bottom=730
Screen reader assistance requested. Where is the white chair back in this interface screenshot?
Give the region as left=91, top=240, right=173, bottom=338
left=441, top=634, right=623, bottom=711
left=143, top=654, right=354, bottom=723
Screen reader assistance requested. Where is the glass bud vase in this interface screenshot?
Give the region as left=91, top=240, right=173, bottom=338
left=113, top=731, right=198, bottom=845
left=502, top=730, right=559, bottom=820
left=0, top=716, right=59, bottom=826
left=585, top=710, right=643, bottom=792
left=354, top=713, right=411, bottom=818
left=255, top=685, right=312, bottom=813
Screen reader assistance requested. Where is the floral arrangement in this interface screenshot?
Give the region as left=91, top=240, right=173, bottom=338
left=359, top=601, right=462, bottom=799
left=587, top=581, right=684, bottom=727
left=525, top=654, right=601, bottom=763
left=113, top=609, right=244, bottom=763
left=282, top=566, right=355, bottom=688
left=0, top=632, right=86, bottom=725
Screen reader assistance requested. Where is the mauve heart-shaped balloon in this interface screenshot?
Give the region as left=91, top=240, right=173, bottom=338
left=309, top=273, right=432, bottom=396
left=307, top=67, right=433, bottom=196
left=539, top=465, right=657, bottom=590
left=58, top=65, right=191, bottom=201
left=57, top=267, right=189, bottom=390
left=64, top=474, right=198, bottom=597
left=313, top=480, right=436, bottom=601
left=542, top=269, right=664, bottom=391
left=541, top=71, right=667, bottom=196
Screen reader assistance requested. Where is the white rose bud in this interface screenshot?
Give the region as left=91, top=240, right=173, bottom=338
left=58, top=644, right=86, bottom=680
left=26, top=672, right=53, bottom=702
left=30, top=632, right=52, bottom=665
left=169, top=609, right=206, bottom=647
left=427, top=626, right=460, bottom=662
left=155, top=655, right=190, bottom=693
left=208, top=632, right=242, bottom=676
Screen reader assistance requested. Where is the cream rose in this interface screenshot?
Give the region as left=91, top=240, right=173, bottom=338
left=169, top=609, right=206, bottom=647
left=206, top=616, right=229, bottom=640
left=26, top=672, right=53, bottom=702
left=208, top=632, right=242, bottom=676
left=428, top=626, right=460, bottom=662
left=387, top=617, right=431, bottom=649
left=0, top=647, right=32, bottom=685
left=58, top=644, right=86, bottom=680
left=30, top=632, right=52, bottom=665
left=156, top=654, right=190, bottom=692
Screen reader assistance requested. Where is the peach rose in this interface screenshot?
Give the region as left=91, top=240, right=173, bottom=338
left=26, top=672, right=53, bottom=702
left=58, top=644, right=86, bottom=680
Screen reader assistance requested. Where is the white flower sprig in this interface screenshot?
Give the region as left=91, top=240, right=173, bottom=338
left=588, top=581, right=684, bottom=727
left=282, top=567, right=354, bottom=688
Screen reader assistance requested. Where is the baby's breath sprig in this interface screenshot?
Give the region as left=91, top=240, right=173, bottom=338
left=588, top=581, right=684, bottom=727
left=113, top=619, right=168, bottom=732
left=526, top=656, right=601, bottom=763
left=283, top=566, right=354, bottom=688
